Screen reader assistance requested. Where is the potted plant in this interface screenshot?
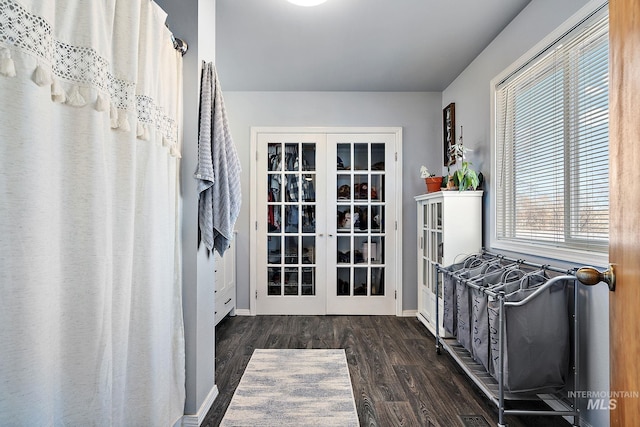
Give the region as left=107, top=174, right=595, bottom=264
left=420, top=165, right=442, bottom=193
left=446, top=126, right=481, bottom=191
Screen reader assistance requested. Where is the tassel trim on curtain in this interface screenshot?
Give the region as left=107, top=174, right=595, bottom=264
left=0, top=0, right=182, bottom=158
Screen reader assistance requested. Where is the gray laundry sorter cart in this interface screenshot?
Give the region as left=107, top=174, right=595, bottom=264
left=434, top=251, right=582, bottom=427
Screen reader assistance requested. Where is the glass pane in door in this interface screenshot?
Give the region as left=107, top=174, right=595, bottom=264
left=337, top=268, right=350, bottom=296
left=354, top=205, right=368, bottom=231
left=354, top=268, right=367, bottom=295
left=354, top=175, right=368, bottom=200
left=302, top=267, right=315, bottom=295
left=302, top=236, right=315, bottom=264
left=371, top=143, right=385, bottom=170
left=354, top=143, right=368, bottom=170
left=337, top=206, right=351, bottom=232
left=268, top=267, right=281, bottom=295
left=285, top=236, right=298, bottom=264
left=284, top=267, right=298, bottom=295
left=302, top=206, right=315, bottom=233
left=354, top=236, right=367, bottom=264
left=302, top=143, right=315, bottom=171
left=371, top=268, right=384, bottom=295
left=337, top=236, right=350, bottom=264
left=371, top=206, right=384, bottom=232
left=337, top=144, right=351, bottom=170
left=370, top=175, right=383, bottom=202
left=368, top=236, right=384, bottom=264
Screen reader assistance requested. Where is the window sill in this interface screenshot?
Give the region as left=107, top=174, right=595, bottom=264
left=490, top=239, right=609, bottom=269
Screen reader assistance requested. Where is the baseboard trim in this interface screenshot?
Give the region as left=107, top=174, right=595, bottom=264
left=235, top=309, right=415, bottom=317
left=181, top=385, right=219, bottom=427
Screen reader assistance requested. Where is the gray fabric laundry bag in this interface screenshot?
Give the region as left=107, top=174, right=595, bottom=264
left=442, top=260, right=467, bottom=336
left=456, top=263, right=488, bottom=352
left=488, top=274, right=570, bottom=393
left=485, top=274, right=530, bottom=377
left=470, top=267, right=514, bottom=372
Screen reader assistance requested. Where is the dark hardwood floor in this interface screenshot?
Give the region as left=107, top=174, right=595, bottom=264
left=203, top=315, right=571, bottom=427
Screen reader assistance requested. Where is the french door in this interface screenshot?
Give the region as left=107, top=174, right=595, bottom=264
left=325, top=134, right=397, bottom=314
left=253, top=128, right=400, bottom=315
left=256, top=133, right=328, bottom=315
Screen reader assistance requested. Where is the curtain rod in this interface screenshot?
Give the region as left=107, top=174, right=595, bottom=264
left=164, top=20, right=188, bottom=56
left=481, top=248, right=578, bottom=275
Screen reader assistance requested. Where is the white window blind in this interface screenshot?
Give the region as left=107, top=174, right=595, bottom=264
left=494, top=6, right=609, bottom=260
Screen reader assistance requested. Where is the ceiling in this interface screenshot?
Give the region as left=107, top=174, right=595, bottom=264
left=215, top=0, right=531, bottom=92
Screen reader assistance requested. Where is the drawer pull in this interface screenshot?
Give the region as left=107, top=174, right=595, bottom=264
left=224, top=298, right=232, bottom=305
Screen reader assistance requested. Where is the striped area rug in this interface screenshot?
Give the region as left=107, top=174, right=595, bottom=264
left=220, top=349, right=359, bottom=426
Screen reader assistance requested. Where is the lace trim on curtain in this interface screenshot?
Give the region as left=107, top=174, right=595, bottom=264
left=0, top=0, right=181, bottom=158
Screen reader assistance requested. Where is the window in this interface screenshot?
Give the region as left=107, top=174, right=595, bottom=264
left=492, top=4, right=609, bottom=265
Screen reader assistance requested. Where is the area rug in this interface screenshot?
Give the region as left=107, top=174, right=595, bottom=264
left=220, top=349, right=359, bottom=426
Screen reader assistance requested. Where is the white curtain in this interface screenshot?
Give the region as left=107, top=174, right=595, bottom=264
left=0, top=0, right=185, bottom=426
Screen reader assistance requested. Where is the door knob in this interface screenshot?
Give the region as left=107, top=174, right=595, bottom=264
left=576, top=264, right=615, bottom=291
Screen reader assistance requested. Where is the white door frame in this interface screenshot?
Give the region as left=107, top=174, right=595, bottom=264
left=249, top=126, right=403, bottom=316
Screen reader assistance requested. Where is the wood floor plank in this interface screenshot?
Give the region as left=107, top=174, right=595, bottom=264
left=375, top=401, right=421, bottom=427
left=348, top=321, right=408, bottom=403
left=392, top=364, right=438, bottom=426
left=204, top=315, right=570, bottom=427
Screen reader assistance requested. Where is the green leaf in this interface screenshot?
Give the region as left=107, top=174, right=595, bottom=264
left=455, top=169, right=464, bottom=186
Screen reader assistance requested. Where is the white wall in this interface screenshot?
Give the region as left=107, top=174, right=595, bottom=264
left=442, top=1, right=609, bottom=426
left=221, top=91, right=442, bottom=313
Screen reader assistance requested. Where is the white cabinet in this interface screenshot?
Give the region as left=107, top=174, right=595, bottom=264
left=415, top=191, right=483, bottom=336
left=215, top=233, right=236, bottom=325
